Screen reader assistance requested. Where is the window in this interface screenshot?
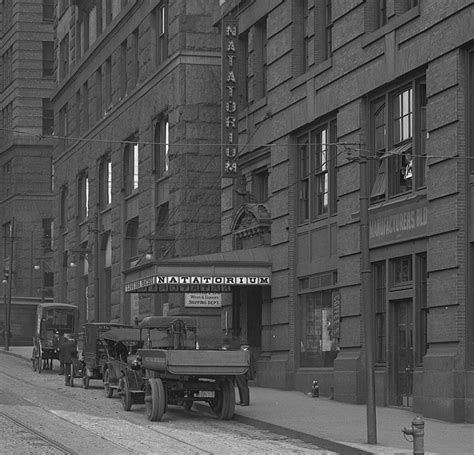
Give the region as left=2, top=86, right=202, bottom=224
left=59, top=34, right=69, bottom=81
left=154, top=202, right=172, bottom=259
left=313, top=0, right=332, bottom=64
left=1, top=103, right=13, bottom=142
left=152, top=2, right=168, bottom=67
left=153, top=119, right=169, bottom=178
left=59, top=0, right=69, bottom=18
left=82, top=82, right=89, bottom=131
left=324, top=0, right=333, bottom=60
left=78, top=172, right=89, bottom=219
left=391, top=255, right=412, bottom=287
left=42, top=218, right=53, bottom=252
left=299, top=284, right=339, bottom=368
left=75, top=89, right=81, bottom=135
left=60, top=185, right=67, bottom=231
left=2, top=47, right=13, bottom=89
left=253, top=18, right=267, bottom=101
left=2, top=160, right=11, bottom=197
left=298, top=119, right=337, bottom=223
left=120, top=40, right=127, bottom=97
left=253, top=168, right=269, bottom=202
left=95, top=68, right=102, bottom=121
left=2, top=0, right=13, bottom=32
left=131, top=28, right=139, bottom=88
left=104, top=57, right=112, bottom=111
left=99, top=155, right=112, bottom=208
left=378, top=0, right=387, bottom=27
left=59, top=104, right=68, bottom=148
left=239, top=31, right=249, bottom=104
left=123, top=136, right=139, bottom=194
left=370, top=78, right=426, bottom=201
left=373, top=261, right=386, bottom=363
left=3, top=221, right=11, bottom=258
left=416, top=253, right=428, bottom=365
left=42, top=42, right=54, bottom=77
left=42, top=99, right=54, bottom=136
left=396, top=0, right=418, bottom=14
left=43, top=0, right=54, bottom=21
left=125, top=217, right=139, bottom=265
left=104, top=0, right=112, bottom=27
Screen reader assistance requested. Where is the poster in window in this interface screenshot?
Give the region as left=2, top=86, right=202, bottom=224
left=321, top=308, right=333, bottom=352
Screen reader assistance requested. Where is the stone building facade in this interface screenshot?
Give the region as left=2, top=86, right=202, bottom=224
left=214, top=0, right=474, bottom=423
left=52, top=0, right=222, bottom=329
left=0, top=0, right=56, bottom=345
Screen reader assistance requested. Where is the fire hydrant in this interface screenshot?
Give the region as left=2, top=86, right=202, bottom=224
left=402, top=416, right=424, bottom=454
left=311, top=380, right=319, bottom=398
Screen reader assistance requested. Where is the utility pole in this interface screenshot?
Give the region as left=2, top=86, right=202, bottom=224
left=359, top=152, right=377, bottom=444
left=4, top=217, right=14, bottom=351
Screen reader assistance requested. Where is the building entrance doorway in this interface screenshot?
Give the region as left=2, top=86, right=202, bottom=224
left=391, top=299, right=414, bottom=407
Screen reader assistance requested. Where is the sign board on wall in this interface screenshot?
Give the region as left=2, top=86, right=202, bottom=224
left=222, top=17, right=239, bottom=177
left=125, top=275, right=271, bottom=293
left=369, top=205, right=428, bottom=247
left=185, top=293, right=222, bottom=308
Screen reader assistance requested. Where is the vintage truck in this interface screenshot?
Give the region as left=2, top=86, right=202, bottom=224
left=118, top=316, right=249, bottom=422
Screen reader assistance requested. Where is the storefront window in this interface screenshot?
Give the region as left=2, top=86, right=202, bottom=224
left=299, top=289, right=339, bottom=367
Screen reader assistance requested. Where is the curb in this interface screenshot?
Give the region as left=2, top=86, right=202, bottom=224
left=193, top=403, right=373, bottom=455
left=0, top=349, right=31, bottom=362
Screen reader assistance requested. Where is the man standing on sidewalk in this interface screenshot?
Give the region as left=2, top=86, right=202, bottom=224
left=60, top=333, right=77, bottom=387
left=235, top=340, right=255, bottom=406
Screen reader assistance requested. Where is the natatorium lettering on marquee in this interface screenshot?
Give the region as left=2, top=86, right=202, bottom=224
left=125, top=275, right=271, bottom=292
left=370, top=207, right=427, bottom=239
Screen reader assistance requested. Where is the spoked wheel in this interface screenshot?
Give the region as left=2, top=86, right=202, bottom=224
left=211, top=379, right=235, bottom=420
left=104, top=369, right=113, bottom=398
left=145, top=378, right=166, bottom=422
left=121, top=376, right=133, bottom=411
left=31, top=347, right=38, bottom=372
left=37, top=348, right=43, bottom=374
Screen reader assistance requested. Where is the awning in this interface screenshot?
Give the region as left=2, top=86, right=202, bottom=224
left=124, top=247, right=272, bottom=293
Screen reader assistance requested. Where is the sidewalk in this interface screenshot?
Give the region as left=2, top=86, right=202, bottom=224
left=2, top=346, right=473, bottom=454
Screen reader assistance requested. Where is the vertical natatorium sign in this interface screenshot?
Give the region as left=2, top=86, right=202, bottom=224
left=222, top=17, right=238, bottom=177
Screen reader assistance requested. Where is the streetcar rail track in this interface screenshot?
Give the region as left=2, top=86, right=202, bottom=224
left=0, top=409, right=77, bottom=455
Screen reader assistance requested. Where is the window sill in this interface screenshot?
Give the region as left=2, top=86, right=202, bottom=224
left=361, top=5, right=420, bottom=48
left=289, top=58, right=333, bottom=92
left=369, top=190, right=426, bottom=213
left=239, top=96, right=268, bottom=119
left=99, top=205, right=112, bottom=215
left=124, top=189, right=140, bottom=201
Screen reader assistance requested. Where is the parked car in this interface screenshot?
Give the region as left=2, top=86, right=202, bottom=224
left=101, top=327, right=143, bottom=398
left=119, top=316, right=249, bottom=422
left=81, top=322, right=132, bottom=389
left=31, top=303, right=78, bottom=373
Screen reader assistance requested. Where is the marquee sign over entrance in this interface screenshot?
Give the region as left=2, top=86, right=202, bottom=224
left=125, top=274, right=271, bottom=293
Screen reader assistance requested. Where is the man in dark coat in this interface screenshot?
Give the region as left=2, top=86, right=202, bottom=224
left=235, top=341, right=255, bottom=406
left=61, top=333, right=77, bottom=387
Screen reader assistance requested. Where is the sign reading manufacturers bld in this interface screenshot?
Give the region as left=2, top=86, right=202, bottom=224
left=125, top=275, right=271, bottom=293
left=369, top=206, right=427, bottom=246
left=222, top=17, right=238, bottom=177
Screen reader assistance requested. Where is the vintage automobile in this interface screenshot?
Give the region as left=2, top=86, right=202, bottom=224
left=31, top=303, right=78, bottom=373
left=119, top=316, right=249, bottom=422
left=81, top=322, right=132, bottom=389
left=101, top=327, right=143, bottom=398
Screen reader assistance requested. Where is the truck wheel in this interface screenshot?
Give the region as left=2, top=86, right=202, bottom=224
left=219, top=379, right=235, bottom=420
left=104, top=369, right=113, bottom=398
left=145, top=378, right=166, bottom=422
left=121, top=376, right=133, bottom=411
